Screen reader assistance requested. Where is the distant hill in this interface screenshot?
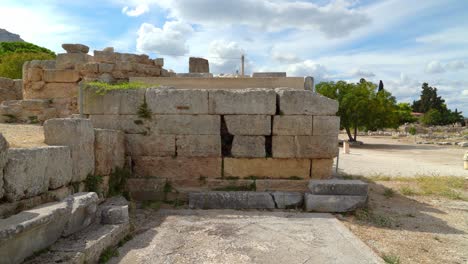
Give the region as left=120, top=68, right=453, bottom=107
left=0, top=28, right=24, bottom=42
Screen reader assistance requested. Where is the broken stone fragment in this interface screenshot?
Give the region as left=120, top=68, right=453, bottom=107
left=62, top=43, right=90, bottom=54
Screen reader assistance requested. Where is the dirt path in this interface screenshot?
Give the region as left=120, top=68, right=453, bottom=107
left=337, top=136, right=468, bottom=177
left=0, top=123, right=45, bottom=148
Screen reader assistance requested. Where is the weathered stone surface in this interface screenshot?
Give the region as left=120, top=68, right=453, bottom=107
left=176, top=73, right=213, bottom=78
left=145, top=88, right=209, bottom=114
left=272, top=136, right=338, bottom=158
left=189, top=57, right=209, bottom=73
left=3, top=148, right=49, bottom=201
left=133, top=157, right=222, bottom=179
left=56, top=53, right=91, bottom=70
left=0, top=200, right=71, bottom=264
left=101, top=205, right=129, bottom=224
left=311, top=159, right=334, bottom=179
left=272, top=192, right=303, bottom=209
left=273, top=115, right=312, bottom=135
left=43, top=69, right=80, bottom=83
left=98, top=63, right=115, bottom=73
left=252, top=72, right=287, bottom=77
left=308, top=180, right=369, bottom=196
left=94, top=129, right=125, bottom=175
left=154, top=58, right=164, bottom=67
left=255, top=179, right=309, bottom=192
left=313, top=116, right=340, bottom=136
left=125, top=134, right=175, bottom=156
left=153, top=115, right=220, bottom=135
left=44, top=118, right=95, bottom=182
left=176, top=135, right=221, bottom=157
left=126, top=178, right=166, bottom=201
left=224, top=115, right=271, bottom=135
left=26, top=82, right=78, bottom=99
left=47, top=146, right=73, bottom=189
left=208, top=89, right=276, bottom=115
left=62, top=192, right=99, bottom=237
left=0, top=133, right=9, bottom=199
left=90, top=114, right=149, bottom=134
left=189, top=192, right=275, bottom=209
left=223, top=158, right=310, bottom=178
left=304, top=194, right=367, bottom=212
left=276, top=89, right=338, bottom=115
left=231, top=136, right=265, bottom=158
left=62, top=44, right=89, bottom=54
left=47, top=186, right=73, bottom=201
left=83, top=87, right=146, bottom=115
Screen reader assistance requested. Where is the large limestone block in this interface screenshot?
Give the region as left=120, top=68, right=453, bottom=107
left=47, top=146, right=73, bottom=189
left=273, top=115, right=312, bottom=135
left=3, top=148, right=50, bottom=201
left=176, top=135, right=221, bottom=157
left=272, top=136, right=338, bottom=158
left=271, top=192, right=303, bottom=209
left=0, top=77, right=14, bottom=88
left=43, top=69, right=80, bottom=83
left=308, top=180, right=369, bottom=196
left=304, top=194, right=367, bottom=212
left=152, top=115, right=220, bottom=135
left=189, top=57, right=209, bottom=73
left=313, top=116, right=340, bottom=136
left=62, top=192, right=99, bottom=237
left=56, top=53, right=91, bottom=70
left=94, top=129, right=125, bottom=175
left=223, top=158, right=310, bottom=179
left=311, top=159, right=334, bottom=179
left=256, top=179, right=309, bottom=192
left=231, top=136, right=265, bottom=158
left=26, top=82, right=78, bottom=99
left=89, top=115, right=149, bottom=134
left=0, top=200, right=72, bottom=264
left=189, top=192, right=275, bottom=209
left=276, top=89, right=338, bottom=115
left=126, top=178, right=166, bottom=201
left=208, top=89, right=276, bottom=115
left=125, top=134, right=175, bottom=156
left=224, top=115, right=271, bottom=135
left=83, top=87, right=146, bottom=115
left=133, top=156, right=222, bottom=179
left=0, top=134, right=9, bottom=199
left=145, top=88, right=209, bottom=114
left=44, top=118, right=95, bottom=182
left=62, top=44, right=90, bottom=54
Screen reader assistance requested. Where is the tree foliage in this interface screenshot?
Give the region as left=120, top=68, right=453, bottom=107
left=395, top=103, right=417, bottom=124
left=316, top=79, right=399, bottom=141
left=0, top=42, right=55, bottom=79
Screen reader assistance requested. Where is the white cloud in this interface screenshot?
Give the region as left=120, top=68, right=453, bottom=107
left=425, top=60, right=445, bottom=74
left=271, top=50, right=302, bottom=64
left=350, top=68, right=375, bottom=78
left=136, top=20, right=193, bottom=55
left=286, top=60, right=328, bottom=80
left=416, top=26, right=468, bottom=45
left=122, top=4, right=149, bottom=16
left=462, top=90, right=468, bottom=96
left=157, top=0, right=369, bottom=38
left=445, top=60, right=465, bottom=71
left=208, top=40, right=246, bottom=74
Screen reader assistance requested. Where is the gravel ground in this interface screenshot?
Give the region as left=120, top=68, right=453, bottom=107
left=337, top=136, right=468, bottom=177
left=0, top=123, right=45, bottom=148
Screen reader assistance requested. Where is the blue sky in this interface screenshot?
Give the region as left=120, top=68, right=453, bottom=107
left=1, top=0, right=467, bottom=114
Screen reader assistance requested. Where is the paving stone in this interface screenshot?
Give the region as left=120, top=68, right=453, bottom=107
left=273, top=115, right=312, bottom=135
left=308, top=180, right=369, bottom=196
left=153, top=115, right=220, bottom=135
left=231, top=136, right=265, bottom=158
left=271, top=192, right=303, bottom=209
left=276, top=88, right=338, bottom=115
left=189, top=191, right=275, bottom=209
left=313, top=116, right=340, bottom=136
left=176, top=135, right=221, bottom=157
left=208, top=89, right=276, bottom=115
left=224, top=115, right=271, bottom=135
left=223, top=158, right=310, bottom=179
left=304, top=194, right=367, bottom=212
left=125, top=134, right=175, bottom=156
left=145, top=88, right=209, bottom=114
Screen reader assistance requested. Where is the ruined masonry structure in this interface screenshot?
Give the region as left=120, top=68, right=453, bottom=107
left=83, top=86, right=340, bottom=199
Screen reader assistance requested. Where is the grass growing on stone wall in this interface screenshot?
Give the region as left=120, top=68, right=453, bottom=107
left=85, top=81, right=153, bottom=95
left=137, top=96, right=152, bottom=119
left=98, top=246, right=119, bottom=263
left=108, top=167, right=130, bottom=199
left=85, top=173, right=103, bottom=194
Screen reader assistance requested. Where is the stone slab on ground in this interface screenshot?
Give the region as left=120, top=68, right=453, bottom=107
left=110, top=210, right=382, bottom=264
left=304, top=194, right=367, bottom=212
left=308, top=180, right=369, bottom=196
left=63, top=192, right=99, bottom=237
left=189, top=192, right=275, bottom=209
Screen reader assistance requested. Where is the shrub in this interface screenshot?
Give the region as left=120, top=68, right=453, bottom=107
left=0, top=52, right=54, bottom=79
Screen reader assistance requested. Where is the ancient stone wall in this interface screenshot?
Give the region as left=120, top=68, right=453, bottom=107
left=0, top=77, right=22, bottom=103
left=83, top=87, right=339, bottom=200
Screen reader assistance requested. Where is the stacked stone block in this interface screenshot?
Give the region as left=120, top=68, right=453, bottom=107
left=0, top=77, right=22, bottom=103
left=84, top=86, right=339, bottom=200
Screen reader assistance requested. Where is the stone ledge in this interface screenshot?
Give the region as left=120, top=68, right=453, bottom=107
left=304, top=194, right=367, bottom=212
left=308, top=180, right=368, bottom=196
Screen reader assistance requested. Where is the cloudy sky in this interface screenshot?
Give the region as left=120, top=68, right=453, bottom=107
left=1, top=0, right=467, bottom=114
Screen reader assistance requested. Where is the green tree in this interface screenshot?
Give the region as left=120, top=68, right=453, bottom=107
left=395, top=103, right=417, bottom=124
left=316, top=79, right=399, bottom=141
left=412, top=83, right=445, bottom=113
left=421, top=109, right=442, bottom=126
left=0, top=41, right=55, bottom=79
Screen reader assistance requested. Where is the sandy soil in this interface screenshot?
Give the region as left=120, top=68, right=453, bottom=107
left=341, top=181, right=468, bottom=264
left=0, top=123, right=46, bottom=148
left=337, top=135, right=468, bottom=177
